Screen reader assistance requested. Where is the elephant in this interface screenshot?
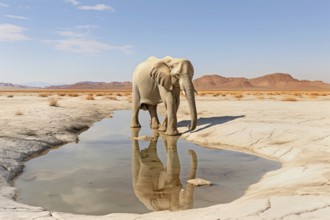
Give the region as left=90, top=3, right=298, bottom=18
left=130, top=56, right=197, bottom=136
left=131, top=128, right=197, bottom=211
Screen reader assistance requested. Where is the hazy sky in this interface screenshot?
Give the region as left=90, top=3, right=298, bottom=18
left=1, top=0, right=330, bottom=84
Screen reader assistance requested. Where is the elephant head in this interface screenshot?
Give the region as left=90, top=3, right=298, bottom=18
left=150, top=57, right=197, bottom=131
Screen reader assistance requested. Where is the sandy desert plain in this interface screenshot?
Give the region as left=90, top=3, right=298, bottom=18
left=1, top=89, right=330, bottom=219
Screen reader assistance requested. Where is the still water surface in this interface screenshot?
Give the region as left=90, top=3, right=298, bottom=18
left=15, top=110, right=280, bottom=215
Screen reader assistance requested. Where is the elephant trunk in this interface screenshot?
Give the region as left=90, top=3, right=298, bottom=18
left=182, top=80, right=197, bottom=131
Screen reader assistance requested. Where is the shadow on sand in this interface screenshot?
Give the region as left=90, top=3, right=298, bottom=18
left=178, top=115, right=245, bottom=133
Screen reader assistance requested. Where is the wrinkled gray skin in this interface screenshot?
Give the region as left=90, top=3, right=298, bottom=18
left=130, top=56, right=197, bottom=136
left=131, top=128, right=197, bottom=211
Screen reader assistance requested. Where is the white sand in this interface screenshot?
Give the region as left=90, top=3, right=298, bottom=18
left=0, top=93, right=330, bottom=219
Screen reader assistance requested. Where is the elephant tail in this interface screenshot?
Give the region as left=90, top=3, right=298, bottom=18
left=188, top=150, right=197, bottom=179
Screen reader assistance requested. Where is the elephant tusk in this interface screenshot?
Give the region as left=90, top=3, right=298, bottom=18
left=182, top=90, right=186, bottom=96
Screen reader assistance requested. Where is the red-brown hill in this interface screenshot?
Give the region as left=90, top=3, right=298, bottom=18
left=193, top=73, right=330, bottom=90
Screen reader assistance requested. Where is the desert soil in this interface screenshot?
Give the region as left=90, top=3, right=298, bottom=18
left=0, top=93, right=330, bottom=219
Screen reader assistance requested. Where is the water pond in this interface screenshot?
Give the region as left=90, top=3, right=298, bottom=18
left=15, top=110, right=280, bottom=215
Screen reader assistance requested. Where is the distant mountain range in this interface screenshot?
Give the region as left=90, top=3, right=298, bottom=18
left=1, top=73, right=330, bottom=90
left=0, top=82, right=31, bottom=90
left=193, top=73, right=330, bottom=90
left=46, top=81, right=132, bottom=90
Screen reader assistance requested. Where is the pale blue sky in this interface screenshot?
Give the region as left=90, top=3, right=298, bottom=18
left=1, top=0, right=330, bottom=84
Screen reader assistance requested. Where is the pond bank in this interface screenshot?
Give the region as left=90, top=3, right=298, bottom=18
left=1, top=95, right=330, bottom=219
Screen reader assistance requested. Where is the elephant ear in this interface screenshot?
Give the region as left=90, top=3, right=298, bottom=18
left=150, top=62, right=173, bottom=90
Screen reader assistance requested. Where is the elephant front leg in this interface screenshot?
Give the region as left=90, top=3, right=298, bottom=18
left=165, top=98, right=180, bottom=136
left=159, top=114, right=167, bottom=132
left=159, top=101, right=167, bottom=132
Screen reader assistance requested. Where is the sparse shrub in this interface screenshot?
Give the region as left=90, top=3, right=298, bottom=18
left=39, top=93, right=49, bottom=97
left=48, top=98, right=59, bottom=107
left=235, top=93, right=243, bottom=99
left=7, top=95, right=14, bottom=98
left=16, top=110, right=23, bottom=116
left=85, top=94, right=94, bottom=100
left=107, top=96, right=118, bottom=100
left=310, top=92, right=319, bottom=96
left=258, top=96, right=265, bottom=100
left=281, top=96, right=298, bottom=101
left=68, top=93, right=79, bottom=97
left=95, top=93, right=104, bottom=96
left=58, top=93, right=67, bottom=96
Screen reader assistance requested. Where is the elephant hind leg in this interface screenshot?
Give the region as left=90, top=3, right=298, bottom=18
left=158, top=102, right=167, bottom=132
left=130, top=104, right=141, bottom=128
left=130, top=88, right=141, bottom=128
left=147, top=105, right=160, bottom=129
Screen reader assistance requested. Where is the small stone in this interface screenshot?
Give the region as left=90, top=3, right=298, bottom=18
left=187, top=178, right=212, bottom=186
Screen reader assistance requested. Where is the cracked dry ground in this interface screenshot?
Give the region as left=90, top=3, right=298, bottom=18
left=1, top=94, right=330, bottom=219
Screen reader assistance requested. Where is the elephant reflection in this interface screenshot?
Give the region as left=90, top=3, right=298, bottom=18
left=131, top=128, right=197, bottom=211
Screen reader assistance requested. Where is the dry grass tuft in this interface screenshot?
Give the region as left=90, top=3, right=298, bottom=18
left=15, top=110, right=23, bottom=116
left=68, top=93, right=79, bottom=97
left=281, top=96, right=298, bottom=102
left=58, top=93, right=67, bottom=97
left=291, top=92, right=302, bottom=98
left=7, top=95, right=14, bottom=98
left=107, top=95, right=118, bottom=100
left=39, top=93, right=49, bottom=97
left=85, top=94, right=94, bottom=100
left=309, top=92, right=320, bottom=96
left=258, top=95, right=265, bottom=100
left=48, top=98, right=59, bottom=107
left=234, top=93, right=243, bottom=99
left=197, top=91, right=207, bottom=96
left=95, top=93, right=104, bottom=97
